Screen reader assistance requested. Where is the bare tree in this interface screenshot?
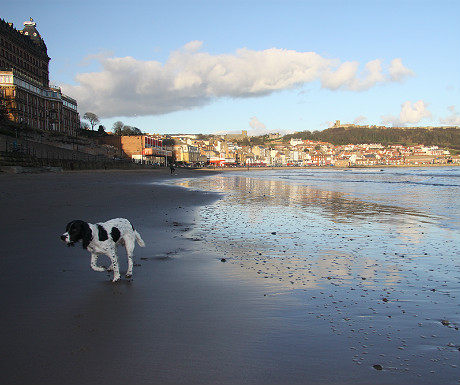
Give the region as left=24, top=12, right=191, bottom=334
left=111, top=121, right=144, bottom=136
left=83, top=112, right=100, bottom=130
left=122, top=126, right=143, bottom=136
left=112, top=121, right=124, bottom=135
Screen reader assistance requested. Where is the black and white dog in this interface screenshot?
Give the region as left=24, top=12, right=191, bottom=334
left=61, top=218, right=145, bottom=282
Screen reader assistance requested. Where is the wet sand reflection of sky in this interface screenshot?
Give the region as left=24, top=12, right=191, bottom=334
left=176, top=172, right=459, bottom=380
left=182, top=174, right=444, bottom=223
left=178, top=174, right=458, bottom=291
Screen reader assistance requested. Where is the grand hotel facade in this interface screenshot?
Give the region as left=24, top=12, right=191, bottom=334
left=0, top=18, right=79, bottom=136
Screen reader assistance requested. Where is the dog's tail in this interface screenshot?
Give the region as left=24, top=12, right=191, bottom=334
left=135, top=230, right=145, bottom=247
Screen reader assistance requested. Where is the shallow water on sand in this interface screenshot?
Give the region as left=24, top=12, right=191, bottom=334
left=177, top=167, right=460, bottom=384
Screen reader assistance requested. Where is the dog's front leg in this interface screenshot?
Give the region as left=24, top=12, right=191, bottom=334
left=90, top=254, right=105, bottom=272
left=108, top=254, right=120, bottom=282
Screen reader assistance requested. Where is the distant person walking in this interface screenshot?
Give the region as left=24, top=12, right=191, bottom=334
left=169, top=163, right=176, bottom=175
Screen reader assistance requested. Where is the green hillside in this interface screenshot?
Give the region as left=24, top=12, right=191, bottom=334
left=284, top=127, right=460, bottom=151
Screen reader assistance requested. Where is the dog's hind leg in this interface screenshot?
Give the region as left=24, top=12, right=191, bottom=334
left=126, top=255, right=134, bottom=279
left=125, top=241, right=135, bottom=279
left=107, top=251, right=120, bottom=282
left=90, top=254, right=105, bottom=272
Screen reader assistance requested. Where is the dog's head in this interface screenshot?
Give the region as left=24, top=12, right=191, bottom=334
left=61, top=220, right=92, bottom=249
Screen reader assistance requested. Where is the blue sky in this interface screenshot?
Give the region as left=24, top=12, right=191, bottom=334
left=3, top=0, right=460, bottom=135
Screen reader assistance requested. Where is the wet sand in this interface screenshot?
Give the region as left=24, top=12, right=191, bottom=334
left=0, top=169, right=458, bottom=385
left=183, top=170, right=460, bottom=385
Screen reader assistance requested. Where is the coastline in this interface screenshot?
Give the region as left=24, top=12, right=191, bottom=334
left=1, top=169, right=458, bottom=385
left=1, top=161, right=457, bottom=176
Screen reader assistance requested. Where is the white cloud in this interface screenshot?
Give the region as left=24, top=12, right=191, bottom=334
left=345, top=59, right=386, bottom=91
left=320, top=61, right=359, bottom=90
left=439, top=105, right=460, bottom=125
left=380, top=114, right=397, bottom=126
left=353, top=115, right=367, bottom=124
left=320, top=58, right=413, bottom=91
left=61, top=43, right=414, bottom=118
left=79, top=50, right=114, bottom=67
left=388, top=58, right=415, bottom=82
left=183, top=40, right=203, bottom=53
left=381, top=100, right=432, bottom=126
left=249, top=116, right=266, bottom=130
left=247, top=116, right=271, bottom=136
left=323, top=121, right=334, bottom=130
left=400, top=100, right=432, bottom=123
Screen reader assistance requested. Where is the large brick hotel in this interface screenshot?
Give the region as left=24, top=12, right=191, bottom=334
left=0, top=18, right=79, bottom=136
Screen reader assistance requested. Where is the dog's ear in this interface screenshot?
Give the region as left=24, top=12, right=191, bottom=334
left=81, top=222, right=93, bottom=249
left=66, top=220, right=75, bottom=232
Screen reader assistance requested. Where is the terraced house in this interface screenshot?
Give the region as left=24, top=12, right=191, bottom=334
left=0, top=18, right=79, bottom=135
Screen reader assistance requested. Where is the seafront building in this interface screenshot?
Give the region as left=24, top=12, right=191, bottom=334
left=160, top=133, right=459, bottom=167
left=97, top=135, right=173, bottom=165
left=101, top=130, right=456, bottom=167
left=0, top=18, right=79, bottom=136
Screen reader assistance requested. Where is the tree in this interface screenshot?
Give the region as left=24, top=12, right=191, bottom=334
left=121, top=126, right=143, bottom=136
left=111, top=122, right=144, bottom=136
left=83, top=112, right=100, bottom=130
left=239, top=137, right=251, bottom=146
left=81, top=121, right=90, bottom=130
left=131, top=126, right=143, bottom=135
left=112, top=121, right=124, bottom=135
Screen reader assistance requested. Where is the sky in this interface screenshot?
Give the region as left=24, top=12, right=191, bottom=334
left=3, top=0, right=460, bottom=135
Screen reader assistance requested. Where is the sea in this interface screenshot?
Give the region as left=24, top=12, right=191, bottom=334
left=175, top=166, right=460, bottom=383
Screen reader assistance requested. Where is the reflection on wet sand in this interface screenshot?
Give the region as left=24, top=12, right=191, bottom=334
left=181, top=174, right=440, bottom=224
left=177, top=172, right=460, bottom=381
left=179, top=174, right=451, bottom=290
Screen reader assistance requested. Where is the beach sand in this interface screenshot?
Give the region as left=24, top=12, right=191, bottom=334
left=0, top=169, right=458, bottom=385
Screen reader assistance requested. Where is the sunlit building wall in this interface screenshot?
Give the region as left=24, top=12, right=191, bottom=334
left=0, top=18, right=79, bottom=135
